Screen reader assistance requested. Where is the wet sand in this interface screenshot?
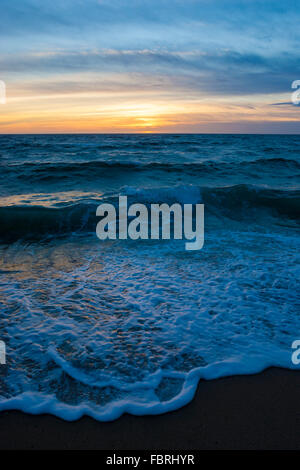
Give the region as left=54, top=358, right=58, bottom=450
left=0, top=368, right=299, bottom=450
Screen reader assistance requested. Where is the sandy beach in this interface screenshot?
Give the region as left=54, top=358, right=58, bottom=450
left=0, top=367, right=299, bottom=450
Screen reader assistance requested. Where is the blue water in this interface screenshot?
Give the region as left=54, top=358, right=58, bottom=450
left=0, top=134, right=299, bottom=420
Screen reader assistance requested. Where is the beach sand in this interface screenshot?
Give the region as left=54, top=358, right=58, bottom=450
left=0, top=367, right=299, bottom=450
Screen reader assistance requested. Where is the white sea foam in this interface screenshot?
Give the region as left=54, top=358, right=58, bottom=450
left=0, top=224, right=299, bottom=421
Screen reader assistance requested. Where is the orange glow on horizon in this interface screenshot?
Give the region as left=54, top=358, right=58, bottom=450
left=0, top=86, right=298, bottom=133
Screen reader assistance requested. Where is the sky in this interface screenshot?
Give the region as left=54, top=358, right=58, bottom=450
left=0, top=0, right=299, bottom=133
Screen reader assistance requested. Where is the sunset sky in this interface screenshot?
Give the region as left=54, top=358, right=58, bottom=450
left=0, top=0, right=299, bottom=133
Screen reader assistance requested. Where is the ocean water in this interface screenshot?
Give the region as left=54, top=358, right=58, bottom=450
left=0, top=134, right=299, bottom=421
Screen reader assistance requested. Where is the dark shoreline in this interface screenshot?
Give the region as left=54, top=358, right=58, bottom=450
left=0, top=367, right=299, bottom=450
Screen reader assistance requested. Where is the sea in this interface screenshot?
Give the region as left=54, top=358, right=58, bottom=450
left=0, top=134, right=299, bottom=420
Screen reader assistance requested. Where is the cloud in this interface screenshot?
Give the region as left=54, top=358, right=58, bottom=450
left=1, top=0, right=300, bottom=53
left=270, top=102, right=294, bottom=106
left=1, top=0, right=299, bottom=132
left=2, top=48, right=299, bottom=97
